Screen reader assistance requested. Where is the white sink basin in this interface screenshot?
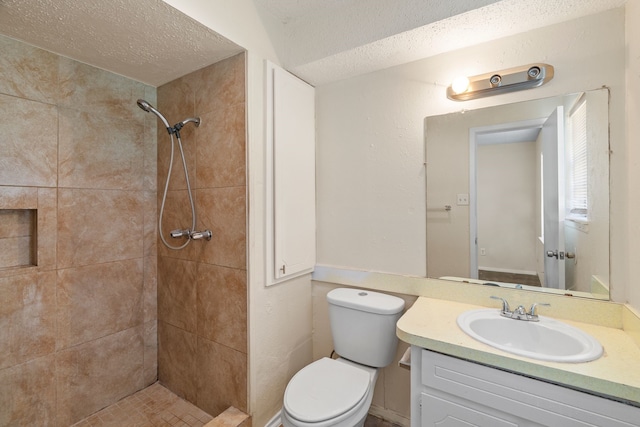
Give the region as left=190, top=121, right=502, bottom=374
left=457, top=309, right=603, bottom=363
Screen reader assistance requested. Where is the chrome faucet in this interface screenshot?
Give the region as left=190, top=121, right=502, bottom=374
left=490, top=296, right=549, bottom=322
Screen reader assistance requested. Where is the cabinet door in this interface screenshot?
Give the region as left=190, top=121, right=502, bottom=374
left=419, top=349, right=640, bottom=427
left=421, top=392, right=521, bottom=427
left=266, top=62, right=316, bottom=284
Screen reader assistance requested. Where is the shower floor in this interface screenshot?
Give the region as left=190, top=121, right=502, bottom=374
left=71, top=382, right=213, bottom=427
left=70, top=382, right=404, bottom=427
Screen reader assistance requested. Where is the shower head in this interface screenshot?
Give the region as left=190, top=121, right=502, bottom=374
left=136, top=99, right=152, bottom=112
left=137, top=99, right=171, bottom=130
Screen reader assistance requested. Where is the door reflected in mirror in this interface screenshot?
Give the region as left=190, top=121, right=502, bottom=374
left=426, top=89, right=609, bottom=300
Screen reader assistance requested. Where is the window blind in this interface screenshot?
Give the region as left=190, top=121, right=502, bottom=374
left=568, top=99, right=588, bottom=218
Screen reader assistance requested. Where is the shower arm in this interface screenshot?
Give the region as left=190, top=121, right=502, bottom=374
left=172, top=118, right=201, bottom=137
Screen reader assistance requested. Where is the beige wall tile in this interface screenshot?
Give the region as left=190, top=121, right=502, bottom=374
left=0, top=208, right=35, bottom=269
left=1, top=36, right=158, bottom=426
left=157, top=76, right=197, bottom=192
left=56, top=259, right=144, bottom=349
left=196, top=103, right=246, bottom=189
left=158, top=321, right=197, bottom=403
left=143, top=191, right=158, bottom=258
left=157, top=72, right=197, bottom=122
left=58, top=107, right=146, bottom=190
left=0, top=208, right=33, bottom=238
left=196, top=187, right=246, bottom=269
left=196, top=337, right=247, bottom=416
left=56, top=326, right=144, bottom=426
left=144, top=255, right=158, bottom=323
left=0, top=94, right=58, bottom=187
left=0, top=354, right=57, bottom=426
left=156, top=52, right=247, bottom=420
left=158, top=256, right=197, bottom=332
left=143, top=116, right=158, bottom=192
left=144, top=320, right=158, bottom=387
left=0, top=236, right=32, bottom=268
left=36, top=188, right=57, bottom=270
left=0, top=186, right=37, bottom=209
left=194, top=54, right=246, bottom=117
left=0, top=271, right=56, bottom=369
left=197, top=263, right=247, bottom=353
left=0, top=34, right=60, bottom=103
left=57, top=189, right=144, bottom=268
left=58, top=57, right=147, bottom=123
left=0, top=187, right=57, bottom=277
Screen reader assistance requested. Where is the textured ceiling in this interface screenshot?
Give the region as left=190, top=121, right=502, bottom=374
left=0, top=0, right=627, bottom=87
left=0, top=0, right=242, bottom=86
left=254, top=0, right=627, bottom=85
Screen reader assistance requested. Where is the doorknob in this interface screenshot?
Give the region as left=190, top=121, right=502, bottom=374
left=547, top=250, right=567, bottom=260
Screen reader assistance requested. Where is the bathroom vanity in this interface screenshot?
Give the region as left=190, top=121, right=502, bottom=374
left=397, top=297, right=640, bottom=427
left=412, top=348, right=638, bottom=426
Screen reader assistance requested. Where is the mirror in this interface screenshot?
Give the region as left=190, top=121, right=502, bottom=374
left=426, top=89, right=609, bottom=300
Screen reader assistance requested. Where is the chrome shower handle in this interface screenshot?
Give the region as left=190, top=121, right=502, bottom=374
left=170, top=229, right=190, bottom=239
left=189, top=230, right=212, bottom=241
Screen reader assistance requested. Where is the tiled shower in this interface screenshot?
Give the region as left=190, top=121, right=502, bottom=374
left=0, top=33, right=247, bottom=426
left=156, top=54, right=248, bottom=416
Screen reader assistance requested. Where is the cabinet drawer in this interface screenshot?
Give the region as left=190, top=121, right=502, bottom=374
left=421, top=391, right=522, bottom=427
left=421, top=350, right=640, bottom=426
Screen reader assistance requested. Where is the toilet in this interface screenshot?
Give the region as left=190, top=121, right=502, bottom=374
left=282, top=288, right=405, bottom=427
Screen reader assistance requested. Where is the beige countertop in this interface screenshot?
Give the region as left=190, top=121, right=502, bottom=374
left=397, top=297, right=640, bottom=405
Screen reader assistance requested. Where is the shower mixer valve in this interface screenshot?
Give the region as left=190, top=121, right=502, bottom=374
left=169, top=229, right=212, bottom=241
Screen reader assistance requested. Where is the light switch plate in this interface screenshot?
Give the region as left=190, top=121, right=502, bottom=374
left=457, top=193, right=469, bottom=206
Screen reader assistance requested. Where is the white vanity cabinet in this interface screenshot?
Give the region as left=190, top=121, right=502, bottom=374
left=411, top=347, right=640, bottom=427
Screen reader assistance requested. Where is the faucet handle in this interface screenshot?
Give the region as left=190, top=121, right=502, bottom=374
left=490, top=296, right=511, bottom=314
left=528, top=302, right=550, bottom=317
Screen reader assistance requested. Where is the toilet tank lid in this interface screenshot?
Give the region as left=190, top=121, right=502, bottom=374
left=327, top=288, right=405, bottom=315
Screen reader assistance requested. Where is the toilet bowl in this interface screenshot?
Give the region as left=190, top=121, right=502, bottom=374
left=282, top=358, right=378, bottom=427
left=281, top=288, right=405, bottom=427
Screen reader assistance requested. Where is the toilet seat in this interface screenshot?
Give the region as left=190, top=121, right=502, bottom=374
left=284, top=358, right=371, bottom=423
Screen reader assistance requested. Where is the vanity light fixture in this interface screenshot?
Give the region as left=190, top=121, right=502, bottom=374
left=447, top=63, right=554, bottom=101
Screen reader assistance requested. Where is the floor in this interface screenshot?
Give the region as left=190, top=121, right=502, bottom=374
left=71, top=383, right=213, bottom=427
left=364, top=415, right=404, bottom=427
left=72, top=382, right=401, bottom=427
left=478, top=270, right=542, bottom=287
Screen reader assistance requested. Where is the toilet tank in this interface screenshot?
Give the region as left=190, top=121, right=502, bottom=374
left=327, top=288, right=405, bottom=368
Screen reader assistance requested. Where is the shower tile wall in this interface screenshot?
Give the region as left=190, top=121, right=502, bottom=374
left=156, top=53, right=247, bottom=417
left=0, top=35, right=158, bottom=426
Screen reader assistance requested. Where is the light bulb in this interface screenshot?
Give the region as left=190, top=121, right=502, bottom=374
left=451, top=76, right=470, bottom=94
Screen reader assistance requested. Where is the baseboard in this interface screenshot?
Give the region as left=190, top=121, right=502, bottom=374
left=478, top=266, right=537, bottom=276
left=368, top=405, right=410, bottom=427
left=264, top=409, right=282, bottom=427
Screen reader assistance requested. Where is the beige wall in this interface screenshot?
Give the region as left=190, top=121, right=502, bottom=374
left=0, top=35, right=157, bottom=426
left=317, top=8, right=627, bottom=300
left=626, top=0, right=640, bottom=309
left=156, top=53, right=248, bottom=417
left=477, top=141, right=537, bottom=274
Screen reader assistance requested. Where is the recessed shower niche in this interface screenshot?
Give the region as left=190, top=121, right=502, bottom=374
left=0, top=208, right=37, bottom=269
